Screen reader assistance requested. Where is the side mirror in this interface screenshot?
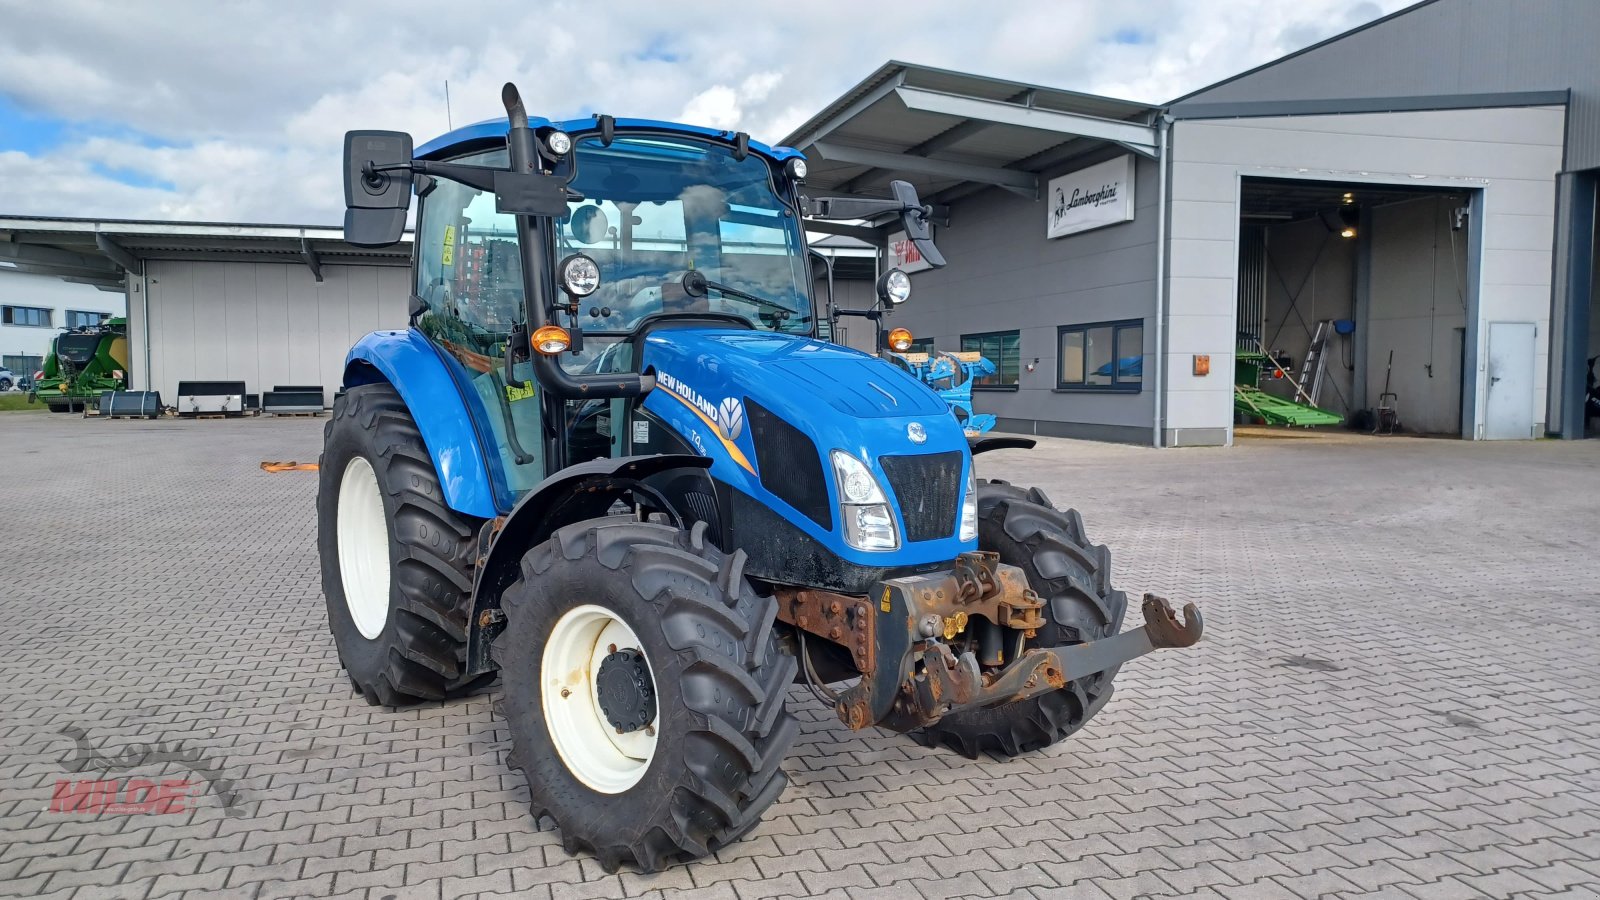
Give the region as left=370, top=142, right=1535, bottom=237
left=889, top=180, right=945, bottom=269
left=343, top=131, right=414, bottom=248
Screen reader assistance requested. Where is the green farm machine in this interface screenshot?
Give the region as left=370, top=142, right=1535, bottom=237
left=30, top=317, right=130, bottom=413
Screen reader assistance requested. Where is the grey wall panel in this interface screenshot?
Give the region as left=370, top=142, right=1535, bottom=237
left=191, top=263, right=227, bottom=385
left=254, top=264, right=290, bottom=391
left=1175, top=0, right=1600, bottom=170
left=224, top=264, right=259, bottom=394
left=144, top=260, right=408, bottom=406
left=884, top=153, right=1160, bottom=437
left=1165, top=104, right=1564, bottom=438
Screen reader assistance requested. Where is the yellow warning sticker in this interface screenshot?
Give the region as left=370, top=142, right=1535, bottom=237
left=880, top=586, right=892, bottom=613
left=505, top=381, right=536, bottom=403
left=441, top=225, right=456, bottom=266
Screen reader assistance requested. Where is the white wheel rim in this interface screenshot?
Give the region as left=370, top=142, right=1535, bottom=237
left=336, top=455, right=391, bottom=640
left=542, top=604, right=658, bottom=793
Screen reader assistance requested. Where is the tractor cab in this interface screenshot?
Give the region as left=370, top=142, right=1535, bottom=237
left=404, top=121, right=822, bottom=499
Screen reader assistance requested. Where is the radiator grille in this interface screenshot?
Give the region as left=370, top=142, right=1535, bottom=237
left=747, top=398, right=831, bottom=530
left=879, top=452, right=962, bottom=542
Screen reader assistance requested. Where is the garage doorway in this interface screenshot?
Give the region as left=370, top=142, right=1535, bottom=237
left=1236, top=177, right=1479, bottom=438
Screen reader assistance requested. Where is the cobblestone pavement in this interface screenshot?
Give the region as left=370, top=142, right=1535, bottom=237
left=1, top=415, right=1598, bottom=900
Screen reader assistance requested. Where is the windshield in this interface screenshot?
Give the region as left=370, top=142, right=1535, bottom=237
left=557, top=134, right=812, bottom=333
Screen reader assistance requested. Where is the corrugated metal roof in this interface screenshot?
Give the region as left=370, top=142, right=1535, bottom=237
left=0, top=215, right=411, bottom=290
left=781, top=61, right=1158, bottom=204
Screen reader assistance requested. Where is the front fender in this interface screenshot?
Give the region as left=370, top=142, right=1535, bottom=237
left=343, top=329, right=498, bottom=519
left=465, top=454, right=713, bottom=677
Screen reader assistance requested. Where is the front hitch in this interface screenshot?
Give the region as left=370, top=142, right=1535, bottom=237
left=780, top=552, right=1203, bottom=733
left=887, top=594, right=1202, bottom=732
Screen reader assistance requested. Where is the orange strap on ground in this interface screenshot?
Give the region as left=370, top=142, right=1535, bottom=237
left=260, top=461, right=320, bottom=473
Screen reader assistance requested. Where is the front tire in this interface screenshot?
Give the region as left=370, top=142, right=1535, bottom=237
left=317, top=383, right=490, bottom=706
left=915, top=480, right=1128, bottom=758
left=494, top=519, right=798, bottom=872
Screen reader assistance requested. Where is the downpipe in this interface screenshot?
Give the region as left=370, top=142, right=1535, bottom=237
left=1152, top=115, right=1171, bottom=449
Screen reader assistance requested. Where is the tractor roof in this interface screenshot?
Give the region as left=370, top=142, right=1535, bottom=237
left=416, top=116, right=803, bottom=164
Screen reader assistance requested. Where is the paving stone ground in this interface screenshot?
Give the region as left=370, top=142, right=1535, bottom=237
left=1, top=414, right=1597, bottom=900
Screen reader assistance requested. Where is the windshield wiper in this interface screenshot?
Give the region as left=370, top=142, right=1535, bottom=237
left=680, top=270, right=802, bottom=322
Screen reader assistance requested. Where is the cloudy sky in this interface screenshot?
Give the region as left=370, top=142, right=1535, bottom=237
left=0, top=0, right=1406, bottom=225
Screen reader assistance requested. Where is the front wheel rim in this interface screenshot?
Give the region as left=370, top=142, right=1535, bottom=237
left=336, top=455, right=391, bottom=640
left=542, top=604, right=658, bottom=793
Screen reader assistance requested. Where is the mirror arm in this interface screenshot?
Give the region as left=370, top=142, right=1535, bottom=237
left=801, top=194, right=903, bottom=221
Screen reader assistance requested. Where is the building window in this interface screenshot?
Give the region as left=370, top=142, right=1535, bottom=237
left=1058, top=319, right=1143, bottom=391
left=2, top=305, right=51, bottom=328
left=66, top=310, right=110, bottom=329
left=960, top=330, right=1020, bottom=389
left=907, top=337, right=936, bottom=354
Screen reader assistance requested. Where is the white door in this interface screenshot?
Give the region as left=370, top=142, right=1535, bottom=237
left=1484, top=322, right=1535, bottom=440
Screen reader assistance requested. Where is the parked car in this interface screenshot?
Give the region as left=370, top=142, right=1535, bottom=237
left=0, top=368, right=17, bottom=391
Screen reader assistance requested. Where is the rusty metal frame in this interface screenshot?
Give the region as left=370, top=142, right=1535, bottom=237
left=773, top=587, right=876, bottom=675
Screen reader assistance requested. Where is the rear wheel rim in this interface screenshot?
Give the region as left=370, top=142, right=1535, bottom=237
left=542, top=604, right=658, bottom=793
left=336, top=456, right=390, bottom=640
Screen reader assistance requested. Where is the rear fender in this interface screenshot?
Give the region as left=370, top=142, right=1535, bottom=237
left=465, top=454, right=713, bottom=676
left=343, top=329, right=499, bottom=519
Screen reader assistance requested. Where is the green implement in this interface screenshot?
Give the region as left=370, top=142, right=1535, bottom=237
left=1234, top=348, right=1342, bottom=427
left=1234, top=384, right=1343, bottom=427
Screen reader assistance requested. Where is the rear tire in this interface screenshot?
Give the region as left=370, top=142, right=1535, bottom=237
left=317, top=383, right=490, bottom=706
left=494, top=519, right=798, bottom=872
left=914, top=480, right=1128, bottom=758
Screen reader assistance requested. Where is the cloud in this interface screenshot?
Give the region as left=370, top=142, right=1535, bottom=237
left=0, top=0, right=1413, bottom=224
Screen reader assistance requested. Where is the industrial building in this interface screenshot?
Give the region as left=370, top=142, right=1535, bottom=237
left=5, top=0, right=1597, bottom=444
left=788, top=0, right=1599, bottom=444
left=0, top=218, right=409, bottom=407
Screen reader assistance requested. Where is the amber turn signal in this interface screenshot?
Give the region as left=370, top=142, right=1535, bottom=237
left=531, top=325, right=572, bottom=355
left=887, top=327, right=914, bottom=352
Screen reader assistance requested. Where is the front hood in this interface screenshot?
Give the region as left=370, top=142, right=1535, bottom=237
left=638, top=327, right=974, bottom=568
left=644, top=328, right=951, bottom=421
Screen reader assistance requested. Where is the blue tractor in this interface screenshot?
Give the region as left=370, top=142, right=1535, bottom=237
left=319, top=84, right=1202, bottom=872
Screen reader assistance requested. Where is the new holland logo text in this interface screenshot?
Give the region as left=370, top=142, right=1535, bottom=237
left=659, top=371, right=743, bottom=440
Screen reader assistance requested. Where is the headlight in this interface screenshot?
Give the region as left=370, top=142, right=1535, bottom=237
left=787, top=158, right=807, bottom=181
left=830, top=450, right=899, bottom=551
left=559, top=253, right=600, bottom=297
left=877, top=268, right=911, bottom=306
left=545, top=130, right=573, bottom=156
left=958, top=464, right=978, bottom=542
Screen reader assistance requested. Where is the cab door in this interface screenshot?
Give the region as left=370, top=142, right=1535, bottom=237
left=412, top=150, right=547, bottom=501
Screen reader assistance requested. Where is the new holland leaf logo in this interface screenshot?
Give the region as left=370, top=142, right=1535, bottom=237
left=716, top=397, right=745, bottom=441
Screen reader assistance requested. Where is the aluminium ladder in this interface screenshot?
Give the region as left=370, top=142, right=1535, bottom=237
left=1299, top=320, right=1334, bottom=408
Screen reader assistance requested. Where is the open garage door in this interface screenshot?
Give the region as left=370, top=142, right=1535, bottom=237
left=1236, top=177, right=1478, bottom=439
